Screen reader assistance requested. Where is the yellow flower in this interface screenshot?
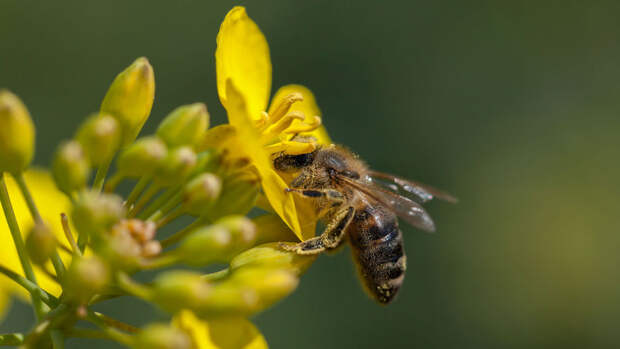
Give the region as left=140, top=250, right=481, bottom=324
left=0, top=170, right=71, bottom=317
left=173, top=310, right=268, bottom=349
left=214, top=6, right=331, bottom=240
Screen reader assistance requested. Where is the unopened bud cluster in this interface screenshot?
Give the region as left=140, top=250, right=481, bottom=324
left=0, top=56, right=315, bottom=348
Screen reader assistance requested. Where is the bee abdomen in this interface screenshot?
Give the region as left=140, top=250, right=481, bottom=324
left=350, top=213, right=407, bottom=304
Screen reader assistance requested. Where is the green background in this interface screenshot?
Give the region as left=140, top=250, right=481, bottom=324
left=2, top=1, right=620, bottom=348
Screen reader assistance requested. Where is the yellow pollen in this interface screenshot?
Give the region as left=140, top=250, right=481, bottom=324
left=265, top=141, right=316, bottom=155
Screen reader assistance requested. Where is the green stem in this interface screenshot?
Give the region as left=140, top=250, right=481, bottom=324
left=124, top=176, right=150, bottom=209
left=146, top=190, right=183, bottom=222
left=160, top=217, right=207, bottom=247
left=155, top=205, right=184, bottom=229
left=15, top=173, right=66, bottom=279
left=0, top=264, right=58, bottom=307
left=88, top=311, right=139, bottom=333
left=0, top=173, right=46, bottom=319
left=61, top=213, right=81, bottom=256
left=115, top=272, right=151, bottom=300
left=0, top=333, right=24, bottom=346
left=50, top=330, right=65, bottom=349
left=66, top=328, right=117, bottom=340
left=128, top=182, right=161, bottom=218
left=85, top=311, right=134, bottom=346
left=138, top=185, right=181, bottom=220
left=92, top=158, right=112, bottom=192
left=103, top=172, right=123, bottom=193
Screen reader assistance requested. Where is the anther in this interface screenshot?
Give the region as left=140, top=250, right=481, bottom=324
left=267, top=92, right=303, bottom=125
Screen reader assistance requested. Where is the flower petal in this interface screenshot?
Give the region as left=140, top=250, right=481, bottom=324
left=216, top=7, right=271, bottom=120
left=269, top=84, right=331, bottom=145
left=224, top=80, right=304, bottom=238
left=173, top=310, right=268, bottom=349
left=0, top=170, right=72, bottom=301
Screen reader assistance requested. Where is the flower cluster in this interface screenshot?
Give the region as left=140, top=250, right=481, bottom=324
left=0, top=7, right=330, bottom=348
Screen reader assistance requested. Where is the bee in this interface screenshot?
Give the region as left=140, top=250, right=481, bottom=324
left=275, top=144, right=456, bottom=304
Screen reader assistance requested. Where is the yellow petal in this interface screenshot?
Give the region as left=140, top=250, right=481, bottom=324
left=0, top=170, right=72, bottom=301
left=269, top=85, right=331, bottom=145
left=216, top=7, right=271, bottom=120
left=173, top=310, right=268, bottom=349
left=224, top=80, right=304, bottom=238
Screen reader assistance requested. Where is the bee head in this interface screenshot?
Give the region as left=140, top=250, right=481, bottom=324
left=273, top=151, right=317, bottom=172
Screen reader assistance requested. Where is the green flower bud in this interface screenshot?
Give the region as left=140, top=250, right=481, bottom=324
left=195, top=283, right=258, bottom=318
left=228, top=267, right=298, bottom=313
left=52, top=140, right=90, bottom=194
left=230, top=243, right=316, bottom=276
left=150, top=271, right=211, bottom=313
left=183, top=173, right=221, bottom=215
left=132, top=324, right=192, bottom=349
left=202, top=173, right=259, bottom=221
left=75, top=113, right=121, bottom=165
left=176, top=216, right=256, bottom=266
left=153, top=146, right=197, bottom=186
left=197, top=267, right=297, bottom=318
left=25, top=222, right=57, bottom=265
left=157, top=103, right=209, bottom=149
left=71, top=191, right=125, bottom=238
left=117, top=136, right=167, bottom=177
left=63, top=256, right=110, bottom=304
left=0, top=90, right=35, bottom=174
left=100, top=57, right=155, bottom=146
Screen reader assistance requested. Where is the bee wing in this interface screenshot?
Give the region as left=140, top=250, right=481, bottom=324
left=368, top=170, right=458, bottom=204
left=338, top=175, right=436, bottom=233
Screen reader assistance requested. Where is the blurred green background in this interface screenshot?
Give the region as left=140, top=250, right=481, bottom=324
left=2, top=0, right=620, bottom=348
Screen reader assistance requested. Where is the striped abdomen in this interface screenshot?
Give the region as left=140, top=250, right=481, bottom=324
left=348, top=204, right=407, bottom=304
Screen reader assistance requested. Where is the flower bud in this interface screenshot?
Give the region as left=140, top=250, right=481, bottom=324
left=176, top=216, right=256, bottom=266
left=117, top=136, right=167, bottom=177
left=230, top=243, right=316, bottom=275
left=71, top=191, right=124, bottom=238
left=150, top=271, right=210, bottom=313
left=157, top=103, right=209, bottom=149
left=75, top=113, right=121, bottom=165
left=100, top=57, right=155, bottom=146
left=228, top=267, right=298, bottom=313
left=25, top=222, right=57, bottom=265
left=0, top=90, right=35, bottom=174
left=183, top=173, right=221, bottom=215
left=203, top=173, right=259, bottom=221
left=195, top=283, right=258, bottom=318
left=132, top=323, right=192, bottom=349
left=153, top=146, right=197, bottom=186
left=63, top=256, right=110, bottom=304
left=52, top=140, right=90, bottom=194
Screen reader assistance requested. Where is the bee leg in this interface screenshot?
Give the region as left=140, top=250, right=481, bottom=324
left=279, top=206, right=355, bottom=255
left=284, top=188, right=344, bottom=205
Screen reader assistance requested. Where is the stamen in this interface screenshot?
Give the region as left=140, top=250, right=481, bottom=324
left=255, top=111, right=270, bottom=130
left=265, top=140, right=316, bottom=155
left=260, top=111, right=305, bottom=142
left=284, top=115, right=322, bottom=134
left=267, top=92, right=303, bottom=125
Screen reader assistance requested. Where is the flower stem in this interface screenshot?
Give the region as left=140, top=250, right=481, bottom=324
left=92, top=158, right=112, bottom=192
left=160, top=217, right=207, bottom=247
left=61, top=213, right=81, bottom=256
left=15, top=173, right=66, bottom=278
left=124, top=176, right=150, bottom=208
left=0, top=173, right=46, bottom=319
left=50, top=330, right=65, bottom=349
left=0, top=264, right=58, bottom=307
left=138, top=185, right=181, bottom=220
left=128, top=182, right=161, bottom=218
left=0, top=333, right=24, bottom=346
left=85, top=311, right=134, bottom=346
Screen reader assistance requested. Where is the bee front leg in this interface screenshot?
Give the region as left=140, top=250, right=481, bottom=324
left=280, top=206, right=355, bottom=255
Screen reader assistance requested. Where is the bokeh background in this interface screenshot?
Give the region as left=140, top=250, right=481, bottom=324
left=2, top=1, right=620, bottom=348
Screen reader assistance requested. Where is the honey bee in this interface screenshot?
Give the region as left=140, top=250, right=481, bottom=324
left=275, top=144, right=456, bottom=304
